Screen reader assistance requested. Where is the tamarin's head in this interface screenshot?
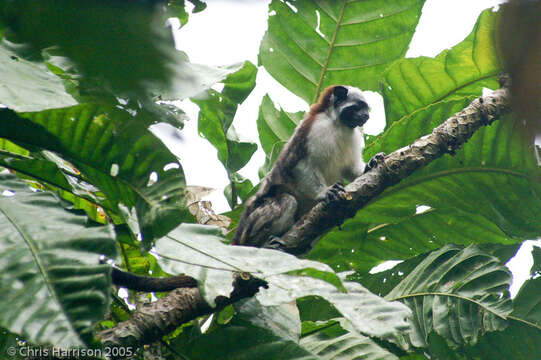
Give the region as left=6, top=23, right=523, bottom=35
left=330, top=85, right=370, bottom=129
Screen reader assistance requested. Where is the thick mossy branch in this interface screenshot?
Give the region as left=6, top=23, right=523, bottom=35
left=271, top=76, right=512, bottom=255
left=98, top=273, right=267, bottom=348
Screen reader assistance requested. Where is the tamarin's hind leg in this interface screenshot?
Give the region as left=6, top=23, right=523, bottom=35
left=235, top=193, right=297, bottom=247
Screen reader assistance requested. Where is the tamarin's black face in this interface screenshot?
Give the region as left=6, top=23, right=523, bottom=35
left=333, top=85, right=370, bottom=128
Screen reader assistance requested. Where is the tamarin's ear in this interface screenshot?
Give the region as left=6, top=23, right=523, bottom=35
left=333, top=85, right=348, bottom=104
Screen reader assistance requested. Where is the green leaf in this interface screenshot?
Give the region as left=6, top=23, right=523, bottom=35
left=0, top=0, right=177, bottom=97
left=0, top=174, right=116, bottom=347
left=154, top=224, right=411, bottom=343
left=236, top=298, right=301, bottom=342
left=154, top=224, right=340, bottom=306
left=510, top=277, right=541, bottom=328
left=380, top=9, right=500, bottom=128
left=224, top=173, right=254, bottom=209
left=464, top=320, right=541, bottom=360
left=0, top=39, right=77, bottom=111
left=155, top=58, right=248, bottom=102
left=259, top=0, right=426, bottom=103
left=193, top=61, right=258, bottom=174
left=531, top=245, right=541, bottom=277
left=300, top=319, right=399, bottom=360
left=175, top=318, right=316, bottom=360
left=0, top=105, right=190, bottom=248
left=386, top=245, right=512, bottom=349
left=257, top=94, right=302, bottom=155
left=0, top=151, right=107, bottom=223
left=256, top=94, right=303, bottom=175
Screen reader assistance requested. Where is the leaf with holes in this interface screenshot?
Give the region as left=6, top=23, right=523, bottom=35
left=259, top=0, right=426, bottom=103
left=0, top=174, right=116, bottom=347
left=386, top=244, right=512, bottom=348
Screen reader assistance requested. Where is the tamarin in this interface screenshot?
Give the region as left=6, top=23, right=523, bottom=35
left=110, top=85, right=377, bottom=291
left=233, top=85, right=375, bottom=247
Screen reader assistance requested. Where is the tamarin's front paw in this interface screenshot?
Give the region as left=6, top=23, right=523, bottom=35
left=364, top=152, right=386, bottom=173
left=325, top=182, right=348, bottom=203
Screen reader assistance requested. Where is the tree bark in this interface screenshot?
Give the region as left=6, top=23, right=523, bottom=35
left=98, top=272, right=267, bottom=348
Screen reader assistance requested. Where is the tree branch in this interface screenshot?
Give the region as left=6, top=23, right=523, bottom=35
left=270, top=75, right=512, bottom=255
left=98, top=272, right=267, bottom=348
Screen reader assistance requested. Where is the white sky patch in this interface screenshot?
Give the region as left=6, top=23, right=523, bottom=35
left=407, top=0, right=507, bottom=58
left=117, top=288, right=135, bottom=310
left=506, top=241, right=541, bottom=298
left=415, top=204, right=432, bottom=214
left=369, top=260, right=403, bottom=274
left=362, top=91, right=385, bottom=136
left=315, top=10, right=325, bottom=38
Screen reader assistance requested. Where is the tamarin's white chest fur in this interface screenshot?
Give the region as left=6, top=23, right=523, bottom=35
left=306, top=112, right=365, bottom=185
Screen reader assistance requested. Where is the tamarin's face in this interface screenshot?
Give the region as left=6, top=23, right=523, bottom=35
left=332, top=85, right=370, bottom=129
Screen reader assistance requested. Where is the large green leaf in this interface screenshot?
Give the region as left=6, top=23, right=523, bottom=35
left=300, top=319, right=399, bottom=360
left=386, top=245, right=512, bottom=349
left=257, top=94, right=303, bottom=176
left=0, top=105, right=190, bottom=247
left=235, top=298, right=302, bottom=342
left=259, top=0, right=426, bottom=103
left=0, top=0, right=177, bottom=97
left=463, top=320, right=541, bottom=360
left=154, top=224, right=411, bottom=342
left=463, top=269, right=541, bottom=360
left=192, top=61, right=258, bottom=174
left=379, top=9, right=500, bottom=129
left=175, top=318, right=316, bottom=360
left=510, top=278, right=541, bottom=329
left=455, top=273, right=541, bottom=359
left=0, top=39, right=77, bottom=111
left=0, top=152, right=107, bottom=223
left=0, top=174, right=116, bottom=347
